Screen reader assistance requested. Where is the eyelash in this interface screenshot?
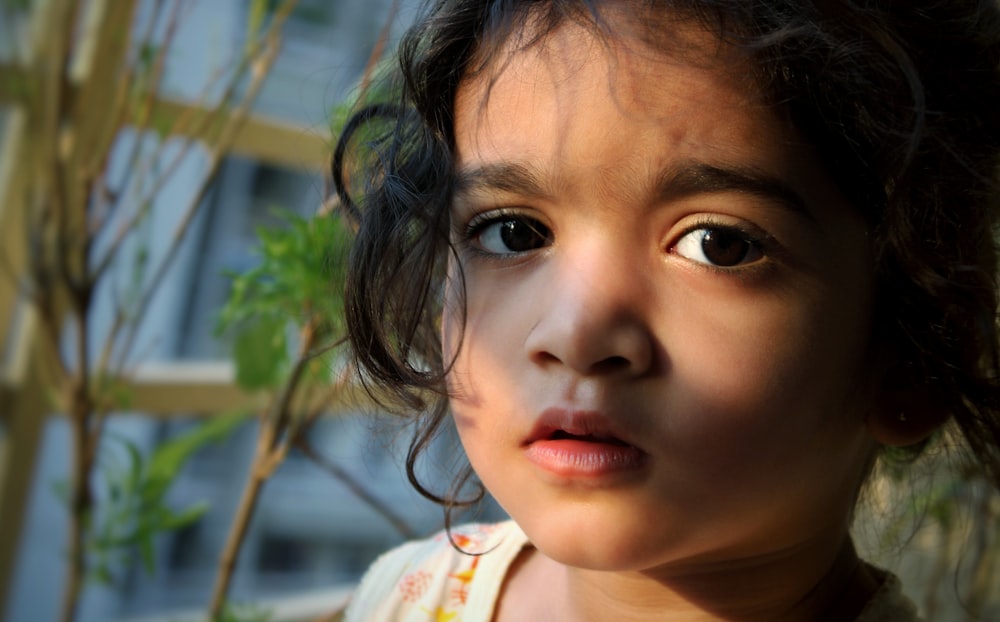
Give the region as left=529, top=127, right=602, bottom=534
left=669, top=216, right=776, bottom=271
left=458, top=210, right=778, bottom=272
left=460, top=208, right=551, bottom=258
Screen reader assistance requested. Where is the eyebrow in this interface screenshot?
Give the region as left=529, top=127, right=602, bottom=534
left=453, top=160, right=811, bottom=217
left=658, top=162, right=810, bottom=217
left=453, top=163, right=549, bottom=199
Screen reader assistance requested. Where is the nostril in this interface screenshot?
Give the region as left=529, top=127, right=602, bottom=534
left=590, top=355, right=631, bottom=374
left=533, top=351, right=563, bottom=366
left=526, top=315, right=655, bottom=376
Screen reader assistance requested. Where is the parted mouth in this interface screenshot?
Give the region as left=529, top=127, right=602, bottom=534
left=524, top=408, right=639, bottom=448
left=522, top=407, right=649, bottom=479
left=547, top=429, right=631, bottom=445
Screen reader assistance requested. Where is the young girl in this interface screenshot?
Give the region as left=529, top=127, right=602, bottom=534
left=332, top=1, right=1000, bottom=619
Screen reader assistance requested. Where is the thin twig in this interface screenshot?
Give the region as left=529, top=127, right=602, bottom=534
left=27, top=287, right=72, bottom=393
left=111, top=25, right=288, bottom=373
left=268, top=319, right=319, bottom=435
left=85, top=0, right=164, bottom=234
left=92, top=10, right=256, bottom=281
left=205, top=444, right=270, bottom=619
left=58, top=293, right=95, bottom=622
left=90, top=15, right=275, bottom=287
left=358, top=0, right=400, bottom=97
left=143, top=12, right=281, bottom=185
left=88, top=0, right=189, bottom=240
left=296, top=437, right=417, bottom=539
left=208, top=269, right=313, bottom=618
left=92, top=0, right=172, bottom=176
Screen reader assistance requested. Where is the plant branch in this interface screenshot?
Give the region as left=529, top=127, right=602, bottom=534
left=92, top=8, right=261, bottom=283
left=93, top=0, right=190, bottom=385
left=88, top=0, right=189, bottom=241
left=205, top=442, right=270, bottom=620
left=358, top=0, right=399, bottom=97
left=295, top=437, right=416, bottom=539
left=86, top=0, right=168, bottom=182
left=112, top=10, right=292, bottom=374
left=58, top=290, right=95, bottom=622
left=84, top=0, right=163, bottom=235
left=208, top=294, right=315, bottom=619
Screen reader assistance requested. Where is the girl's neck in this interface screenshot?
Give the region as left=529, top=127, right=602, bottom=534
left=495, top=533, right=879, bottom=622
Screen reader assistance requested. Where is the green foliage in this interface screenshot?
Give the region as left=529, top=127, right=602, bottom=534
left=131, top=42, right=173, bottom=139
left=1, top=0, right=30, bottom=12
left=82, top=412, right=248, bottom=585
left=96, top=373, right=135, bottom=411
left=328, top=58, right=401, bottom=211
left=292, top=4, right=334, bottom=24
left=0, top=67, right=31, bottom=103
left=217, top=210, right=350, bottom=391
left=328, top=57, right=398, bottom=138
left=215, top=601, right=274, bottom=622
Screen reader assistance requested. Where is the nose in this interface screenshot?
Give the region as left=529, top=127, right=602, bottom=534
left=524, top=255, right=655, bottom=378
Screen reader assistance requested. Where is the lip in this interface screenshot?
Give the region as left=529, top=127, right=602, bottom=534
left=522, top=408, right=648, bottom=480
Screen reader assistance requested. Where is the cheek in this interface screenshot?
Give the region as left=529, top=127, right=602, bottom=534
left=664, top=291, right=871, bottom=453
left=441, top=259, right=474, bottom=376
left=442, top=267, right=516, bottom=415
left=653, top=301, right=874, bottom=519
left=446, top=267, right=527, bottom=364
left=444, top=276, right=546, bottom=463
left=441, top=303, right=460, bottom=372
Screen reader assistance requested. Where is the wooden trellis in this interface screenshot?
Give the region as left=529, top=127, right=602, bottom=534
left=0, top=0, right=331, bottom=610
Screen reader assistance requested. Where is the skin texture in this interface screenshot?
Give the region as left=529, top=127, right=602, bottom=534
left=443, top=12, right=883, bottom=621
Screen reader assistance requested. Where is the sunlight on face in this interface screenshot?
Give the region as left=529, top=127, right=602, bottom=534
left=444, top=13, right=877, bottom=575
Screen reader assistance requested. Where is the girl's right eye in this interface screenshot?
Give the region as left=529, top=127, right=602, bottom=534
left=468, top=214, right=552, bottom=255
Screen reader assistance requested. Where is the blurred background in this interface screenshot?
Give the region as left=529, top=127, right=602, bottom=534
left=0, top=1, right=996, bottom=621
left=0, top=1, right=503, bottom=620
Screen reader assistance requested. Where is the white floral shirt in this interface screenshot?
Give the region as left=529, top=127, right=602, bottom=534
left=344, top=521, right=922, bottom=622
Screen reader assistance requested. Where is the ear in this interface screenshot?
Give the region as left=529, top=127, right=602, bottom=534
left=866, top=378, right=950, bottom=447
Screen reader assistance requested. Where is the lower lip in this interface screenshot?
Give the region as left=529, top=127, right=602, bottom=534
left=524, top=439, right=647, bottom=479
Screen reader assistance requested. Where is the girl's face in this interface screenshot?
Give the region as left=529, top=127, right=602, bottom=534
left=444, top=17, right=878, bottom=575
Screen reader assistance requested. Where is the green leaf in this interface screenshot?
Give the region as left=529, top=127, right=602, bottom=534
left=82, top=415, right=248, bottom=582
left=217, top=209, right=351, bottom=395
left=216, top=601, right=275, bottom=622
left=138, top=43, right=159, bottom=73
left=137, top=530, right=156, bottom=574
left=124, top=438, right=144, bottom=488
left=232, top=317, right=288, bottom=390
left=157, top=502, right=209, bottom=531
left=144, top=412, right=249, bottom=500
left=1, top=0, right=31, bottom=12
left=50, top=479, right=70, bottom=507
left=90, top=563, right=116, bottom=587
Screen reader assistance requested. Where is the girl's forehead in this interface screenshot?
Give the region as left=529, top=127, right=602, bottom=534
left=454, top=14, right=776, bottom=168
left=458, top=9, right=761, bottom=127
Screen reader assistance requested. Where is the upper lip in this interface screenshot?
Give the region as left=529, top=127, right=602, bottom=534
left=524, top=407, right=639, bottom=447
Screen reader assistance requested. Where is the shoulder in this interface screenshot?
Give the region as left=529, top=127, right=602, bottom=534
left=856, top=565, right=923, bottom=622
left=344, top=521, right=529, bottom=622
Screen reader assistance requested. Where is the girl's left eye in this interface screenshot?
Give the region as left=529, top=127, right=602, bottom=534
left=672, top=226, right=764, bottom=267
left=470, top=215, right=552, bottom=255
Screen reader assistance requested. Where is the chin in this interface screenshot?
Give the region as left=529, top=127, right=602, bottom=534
left=512, top=506, right=685, bottom=573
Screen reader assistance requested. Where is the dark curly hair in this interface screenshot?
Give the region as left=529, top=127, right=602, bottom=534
left=332, top=0, right=1000, bottom=510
